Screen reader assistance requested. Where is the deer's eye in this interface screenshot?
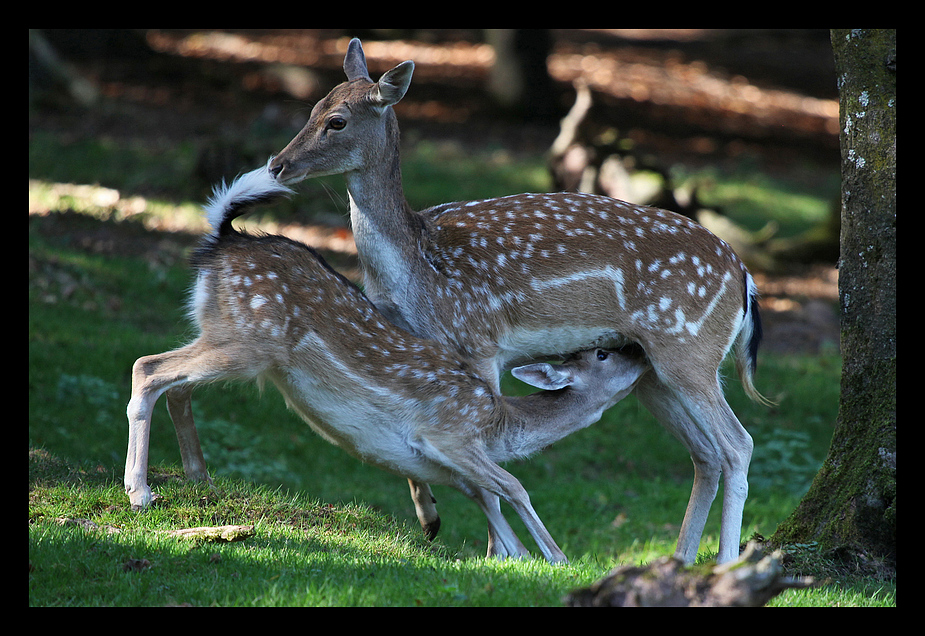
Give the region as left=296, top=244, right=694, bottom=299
left=328, top=117, right=347, bottom=131
left=596, top=350, right=610, bottom=361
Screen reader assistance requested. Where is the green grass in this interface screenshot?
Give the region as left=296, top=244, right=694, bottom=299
left=401, top=140, right=554, bottom=207
left=672, top=163, right=841, bottom=238
left=29, top=127, right=892, bottom=606
left=29, top=450, right=618, bottom=607
left=27, top=217, right=888, bottom=605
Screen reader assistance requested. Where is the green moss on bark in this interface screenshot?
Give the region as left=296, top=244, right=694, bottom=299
left=770, top=30, right=895, bottom=573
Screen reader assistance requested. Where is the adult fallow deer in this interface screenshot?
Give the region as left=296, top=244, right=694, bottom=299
left=269, top=39, right=770, bottom=564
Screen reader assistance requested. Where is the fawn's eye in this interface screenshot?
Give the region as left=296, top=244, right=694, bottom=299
left=328, top=117, right=347, bottom=131
left=596, top=349, right=610, bottom=361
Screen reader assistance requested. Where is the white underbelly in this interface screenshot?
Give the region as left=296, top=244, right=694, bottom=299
left=268, top=368, right=459, bottom=485
left=494, top=324, right=632, bottom=369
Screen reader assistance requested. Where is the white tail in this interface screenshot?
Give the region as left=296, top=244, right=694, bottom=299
left=124, top=165, right=650, bottom=564
left=269, top=39, right=770, bottom=564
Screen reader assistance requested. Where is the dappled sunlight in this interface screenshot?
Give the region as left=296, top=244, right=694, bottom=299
left=29, top=178, right=359, bottom=259
left=144, top=29, right=838, bottom=143
left=147, top=30, right=496, bottom=80
left=549, top=46, right=838, bottom=140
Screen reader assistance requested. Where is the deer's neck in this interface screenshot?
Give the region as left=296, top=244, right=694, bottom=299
left=344, top=131, right=440, bottom=334
left=346, top=167, right=417, bottom=261
left=345, top=112, right=411, bottom=233
left=491, top=390, right=608, bottom=461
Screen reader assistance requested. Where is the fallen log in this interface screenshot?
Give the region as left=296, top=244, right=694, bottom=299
left=566, top=542, right=815, bottom=607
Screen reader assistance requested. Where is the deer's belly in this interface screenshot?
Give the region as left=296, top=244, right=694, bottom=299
left=494, top=325, right=632, bottom=369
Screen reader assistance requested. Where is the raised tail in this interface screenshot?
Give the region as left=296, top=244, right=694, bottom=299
left=735, top=271, right=775, bottom=406
left=205, top=159, right=293, bottom=236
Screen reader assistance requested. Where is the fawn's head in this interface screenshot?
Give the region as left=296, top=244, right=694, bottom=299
left=270, top=39, right=414, bottom=185
left=513, top=346, right=650, bottom=403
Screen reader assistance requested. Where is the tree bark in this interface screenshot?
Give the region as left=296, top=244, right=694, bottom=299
left=771, top=30, right=895, bottom=572
left=485, top=29, right=559, bottom=121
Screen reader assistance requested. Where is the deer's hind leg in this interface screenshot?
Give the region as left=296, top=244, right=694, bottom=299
left=634, top=370, right=752, bottom=564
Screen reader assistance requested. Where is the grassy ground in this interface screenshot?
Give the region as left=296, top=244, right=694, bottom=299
left=29, top=126, right=893, bottom=606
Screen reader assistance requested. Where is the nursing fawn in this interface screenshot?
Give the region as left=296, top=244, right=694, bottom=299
left=124, top=164, right=649, bottom=563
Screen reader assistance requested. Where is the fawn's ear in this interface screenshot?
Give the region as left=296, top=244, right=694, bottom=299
left=511, top=363, right=575, bottom=391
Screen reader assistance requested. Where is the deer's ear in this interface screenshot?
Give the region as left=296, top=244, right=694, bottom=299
left=372, top=61, right=415, bottom=107
left=511, top=363, right=574, bottom=391
left=344, top=38, right=372, bottom=82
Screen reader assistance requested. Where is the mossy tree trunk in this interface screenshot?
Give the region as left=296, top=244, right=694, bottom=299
left=771, top=30, right=895, bottom=570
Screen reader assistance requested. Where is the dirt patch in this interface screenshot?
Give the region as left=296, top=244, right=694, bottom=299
left=754, top=267, right=839, bottom=354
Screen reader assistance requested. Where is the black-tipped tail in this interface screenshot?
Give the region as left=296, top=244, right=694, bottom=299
left=736, top=271, right=774, bottom=406
left=746, top=292, right=763, bottom=378
left=205, top=161, right=293, bottom=236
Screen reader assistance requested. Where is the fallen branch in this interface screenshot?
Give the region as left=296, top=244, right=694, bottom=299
left=566, top=541, right=815, bottom=607
left=163, top=524, right=256, bottom=542
left=53, top=518, right=256, bottom=542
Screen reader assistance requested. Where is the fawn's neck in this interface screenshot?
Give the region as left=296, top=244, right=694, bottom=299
left=491, top=389, right=607, bottom=461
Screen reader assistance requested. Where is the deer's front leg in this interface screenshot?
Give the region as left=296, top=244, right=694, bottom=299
left=125, top=357, right=160, bottom=509
left=166, top=386, right=212, bottom=484
left=408, top=479, right=441, bottom=540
